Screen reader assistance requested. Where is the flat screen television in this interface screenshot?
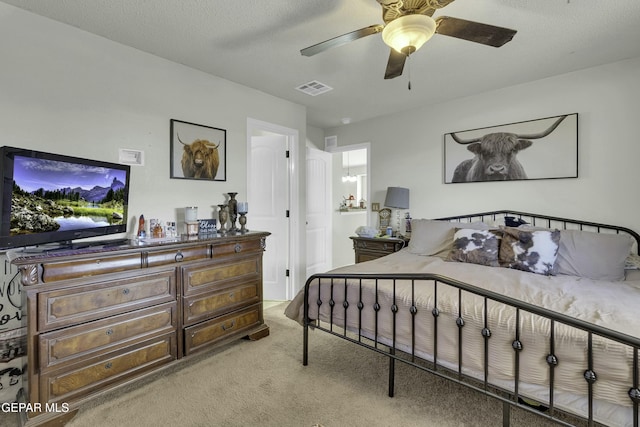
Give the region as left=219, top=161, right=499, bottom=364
left=0, top=146, right=131, bottom=251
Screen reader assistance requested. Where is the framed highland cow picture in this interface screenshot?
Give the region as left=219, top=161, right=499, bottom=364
left=443, top=113, right=578, bottom=184
left=170, top=119, right=227, bottom=181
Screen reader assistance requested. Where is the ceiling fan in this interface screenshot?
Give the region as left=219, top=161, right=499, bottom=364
left=300, top=0, right=517, bottom=80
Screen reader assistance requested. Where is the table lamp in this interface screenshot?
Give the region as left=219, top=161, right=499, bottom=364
left=384, top=187, right=409, bottom=235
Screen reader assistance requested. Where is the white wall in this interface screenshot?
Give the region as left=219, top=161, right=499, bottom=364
left=0, top=5, right=309, bottom=400
left=306, top=125, right=324, bottom=150
left=0, top=3, right=307, bottom=241
left=326, top=56, right=640, bottom=232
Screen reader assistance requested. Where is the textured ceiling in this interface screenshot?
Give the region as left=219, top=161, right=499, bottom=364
left=3, top=0, right=640, bottom=129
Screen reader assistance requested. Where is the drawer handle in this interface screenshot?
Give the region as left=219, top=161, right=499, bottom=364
left=105, top=328, right=114, bottom=336
left=105, top=362, right=113, bottom=369
left=122, top=288, right=130, bottom=295
left=228, top=292, right=235, bottom=299
left=221, top=320, right=236, bottom=331
left=175, top=251, right=184, bottom=262
left=359, top=242, right=367, bottom=248
left=234, top=243, right=242, bottom=253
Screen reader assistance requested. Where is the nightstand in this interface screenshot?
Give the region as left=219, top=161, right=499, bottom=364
left=350, top=236, right=408, bottom=263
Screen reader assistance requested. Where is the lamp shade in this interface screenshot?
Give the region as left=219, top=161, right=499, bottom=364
left=384, top=187, right=410, bottom=209
left=382, top=14, right=436, bottom=54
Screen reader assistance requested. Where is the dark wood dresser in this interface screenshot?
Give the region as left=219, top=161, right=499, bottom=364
left=8, top=231, right=270, bottom=426
left=350, top=236, right=408, bottom=263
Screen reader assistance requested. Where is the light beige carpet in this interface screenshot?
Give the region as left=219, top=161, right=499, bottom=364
left=1, top=302, right=564, bottom=427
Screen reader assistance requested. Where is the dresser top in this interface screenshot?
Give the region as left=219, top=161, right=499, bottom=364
left=8, top=230, right=270, bottom=265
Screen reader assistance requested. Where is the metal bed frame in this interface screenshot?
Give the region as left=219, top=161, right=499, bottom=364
left=302, top=211, right=640, bottom=427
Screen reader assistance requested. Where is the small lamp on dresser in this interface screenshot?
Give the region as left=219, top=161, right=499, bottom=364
left=384, top=186, right=410, bottom=236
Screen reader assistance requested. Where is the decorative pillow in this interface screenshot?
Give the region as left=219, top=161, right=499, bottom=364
left=625, top=253, right=640, bottom=270
left=499, top=227, right=560, bottom=275
left=446, top=228, right=502, bottom=267
left=408, top=219, right=491, bottom=257
left=554, top=229, right=633, bottom=281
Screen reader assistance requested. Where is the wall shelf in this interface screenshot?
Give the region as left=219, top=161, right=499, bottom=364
left=339, top=208, right=367, bottom=215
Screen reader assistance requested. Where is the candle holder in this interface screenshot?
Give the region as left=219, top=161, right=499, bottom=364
left=185, top=206, right=198, bottom=222
left=184, top=206, right=198, bottom=236
left=186, top=221, right=199, bottom=236
left=238, top=202, right=248, bottom=233
left=218, top=204, right=228, bottom=234
left=238, top=213, right=248, bottom=233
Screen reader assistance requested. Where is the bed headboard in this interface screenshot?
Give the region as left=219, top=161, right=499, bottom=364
left=435, top=210, right=640, bottom=254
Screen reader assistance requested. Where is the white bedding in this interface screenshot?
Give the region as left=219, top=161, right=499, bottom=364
left=285, top=249, right=640, bottom=427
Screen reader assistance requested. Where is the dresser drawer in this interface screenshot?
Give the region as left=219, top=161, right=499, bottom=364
left=42, top=253, right=141, bottom=282
left=212, top=238, right=263, bottom=258
left=144, top=244, right=210, bottom=268
left=182, top=256, right=260, bottom=295
left=38, top=269, right=176, bottom=331
left=39, top=302, right=177, bottom=369
left=40, top=333, right=176, bottom=403
left=351, top=236, right=407, bottom=264
left=184, top=305, right=260, bottom=355
left=356, top=253, right=383, bottom=263
left=353, top=239, right=399, bottom=253
left=183, top=281, right=259, bottom=326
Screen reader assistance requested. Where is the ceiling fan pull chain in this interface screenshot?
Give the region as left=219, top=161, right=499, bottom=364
left=407, top=54, right=412, bottom=90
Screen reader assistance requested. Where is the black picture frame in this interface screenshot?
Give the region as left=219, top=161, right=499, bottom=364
left=443, top=113, right=578, bottom=184
left=170, top=119, right=227, bottom=181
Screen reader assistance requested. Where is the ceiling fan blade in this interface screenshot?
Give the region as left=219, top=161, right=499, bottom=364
left=301, top=25, right=384, bottom=57
left=435, top=16, right=516, bottom=47
left=384, top=49, right=407, bottom=80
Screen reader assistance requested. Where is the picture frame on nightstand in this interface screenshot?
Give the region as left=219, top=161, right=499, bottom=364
left=378, top=208, right=391, bottom=234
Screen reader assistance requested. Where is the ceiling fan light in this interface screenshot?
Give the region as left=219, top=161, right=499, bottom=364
left=382, top=14, right=436, bottom=54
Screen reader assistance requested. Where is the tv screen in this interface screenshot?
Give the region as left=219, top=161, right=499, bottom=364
left=0, top=146, right=131, bottom=250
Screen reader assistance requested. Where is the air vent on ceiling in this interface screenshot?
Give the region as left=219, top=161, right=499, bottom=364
left=295, top=80, right=333, bottom=96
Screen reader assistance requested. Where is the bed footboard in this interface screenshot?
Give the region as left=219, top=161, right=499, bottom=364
left=302, top=272, right=640, bottom=427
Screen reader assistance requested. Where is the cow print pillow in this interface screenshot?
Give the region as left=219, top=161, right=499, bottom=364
left=447, top=228, right=502, bottom=267
left=499, top=227, right=560, bottom=275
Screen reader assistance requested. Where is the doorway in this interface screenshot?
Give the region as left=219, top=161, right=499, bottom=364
left=247, top=118, right=299, bottom=301
left=332, top=144, right=370, bottom=267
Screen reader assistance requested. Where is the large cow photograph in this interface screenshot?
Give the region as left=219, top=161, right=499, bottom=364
left=170, top=119, right=226, bottom=181
left=444, top=113, right=578, bottom=184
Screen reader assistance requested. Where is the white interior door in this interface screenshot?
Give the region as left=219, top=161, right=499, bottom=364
left=306, top=147, right=332, bottom=278
left=248, top=135, right=289, bottom=301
